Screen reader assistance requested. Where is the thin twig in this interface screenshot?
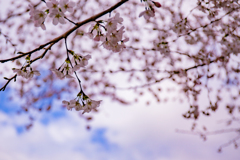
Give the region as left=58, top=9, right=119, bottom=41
left=0, top=74, right=17, bottom=91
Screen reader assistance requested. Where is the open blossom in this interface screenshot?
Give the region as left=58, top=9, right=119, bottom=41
left=62, top=98, right=101, bottom=113
left=29, top=5, right=47, bottom=30
left=51, top=61, right=74, bottom=79
left=101, top=26, right=127, bottom=52
left=139, top=9, right=155, bottom=20
left=29, top=4, right=36, bottom=18
left=107, top=26, right=125, bottom=44
left=87, top=13, right=128, bottom=53
left=72, top=54, right=92, bottom=71
left=83, top=99, right=101, bottom=114
left=62, top=100, right=75, bottom=110
left=105, top=13, right=123, bottom=33
left=139, top=0, right=161, bottom=20
left=88, top=23, right=104, bottom=41
left=49, top=9, right=66, bottom=25
left=46, top=0, right=59, bottom=12
left=50, top=69, right=65, bottom=79
left=13, top=68, right=40, bottom=79
left=80, top=55, right=91, bottom=67
left=27, top=70, right=41, bottom=79
left=59, top=0, right=75, bottom=13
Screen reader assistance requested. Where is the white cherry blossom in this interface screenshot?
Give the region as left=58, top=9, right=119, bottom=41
left=88, top=23, right=104, bottom=41
left=72, top=54, right=92, bottom=71
left=46, top=0, right=59, bottom=12
left=12, top=68, right=27, bottom=77
left=50, top=69, right=65, bottom=79
left=139, top=9, right=155, bottom=20
left=139, top=0, right=161, bottom=20
left=27, top=70, right=41, bottom=79
left=12, top=68, right=41, bottom=79
left=51, top=61, right=74, bottom=79
left=49, top=9, right=66, bottom=25
left=105, top=13, right=123, bottom=33
left=62, top=100, right=75, bottom=110
left=59, top=0, right=75, bottom=13
left=29, top=5, right=47, bottom=30
left=83, top=99, right=101, bottom=114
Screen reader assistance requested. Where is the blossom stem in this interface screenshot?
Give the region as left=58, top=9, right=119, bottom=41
left=64, top=16, right=77, bottom=25
left=64, top=37, right=82, bottom=91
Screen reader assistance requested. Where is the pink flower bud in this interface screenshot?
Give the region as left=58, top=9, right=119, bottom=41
left=152, top=1, right=161, bottom=8
left=94, top=35, right=101, bottom=41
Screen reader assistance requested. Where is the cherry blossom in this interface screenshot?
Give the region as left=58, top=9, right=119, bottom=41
left=2, top=0, right=240, bottom=152
left=105, top=13, right=123, bottom=33
left=12, top=68, right=41, bottom=79
left=59, top=0, right=75, bottom=13
left=46, top=0, right=59, bottom=12
left=51, top=60, right=74, bottom=79
left=49, top=9, right=66, bottom=25
left=29, top=5, right=47, bottom=30
left=27, top=70, right=41, bottom=79
left=62, top=92, right=101, bottom=113
left=87, top=13, right=128, bottom=52
left=50, top=69, right=65, bottom=79
left=83, top=99, right=101, bottom=114
left=139, top=9, right=155, bottom=20
left=72, top=54, right=92, bottom=71
left=62, top=100, right=75, bottom=110
left=88, top=23, right=104, bottom=41
left=139, top=0, right=161, bottom=20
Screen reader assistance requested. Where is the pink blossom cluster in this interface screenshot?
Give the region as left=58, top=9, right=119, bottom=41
left=51, top=61, right=74, bottom=79
left=139, top=0, right=161, bottom=20
left=29, top=5, right=47, bottom=30
left=51, top=53, right=92, bottom=79
left=29, top=0, right=75, bottom=29
left=62, top=92, right=101, bottom=114
left=87, top=13, right=129, bottom=52
left=51, top=52, right=101, bottom=114
left=12, top=68, right=41, bottom=79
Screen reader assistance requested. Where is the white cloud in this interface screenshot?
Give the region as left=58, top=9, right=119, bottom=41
left=0, top=89, right=239, bottom=160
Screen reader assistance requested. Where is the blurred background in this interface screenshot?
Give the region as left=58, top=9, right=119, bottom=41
left=0, top=0, right=240, bottom=159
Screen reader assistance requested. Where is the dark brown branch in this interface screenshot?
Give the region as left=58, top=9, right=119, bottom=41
left=0, top=74, right=17, bottom=91
left=29, top=43, right=54, bottom=65
left=0, top=0, right=129, bottom=63
left=0, top=43, right=53, bottom=91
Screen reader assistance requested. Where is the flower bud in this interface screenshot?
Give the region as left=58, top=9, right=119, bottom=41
left=94, top=35, right=101, bottom=41
left=152, top=1, right=161, bottom=8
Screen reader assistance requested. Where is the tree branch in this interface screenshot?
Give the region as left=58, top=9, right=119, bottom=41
left=0, top=74, right=17, bottom=91
left=0, top=0, right=129, bottom=63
